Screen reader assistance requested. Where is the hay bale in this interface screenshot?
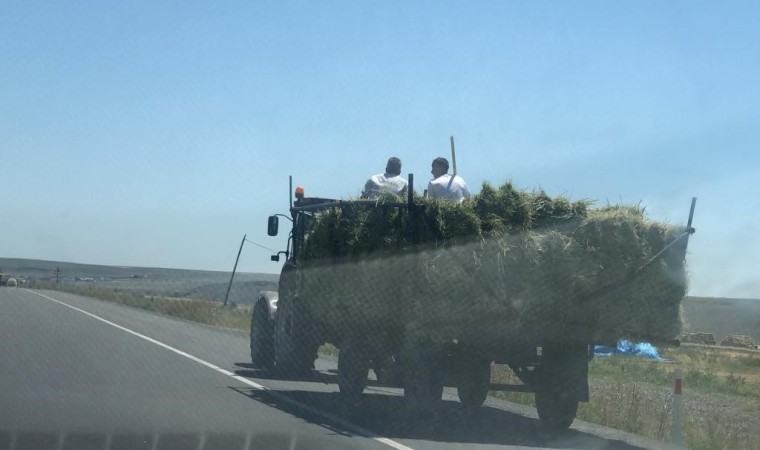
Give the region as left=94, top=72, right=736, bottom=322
left=681, top=332, right=717, bottom=345
left=296, top=182, right=688, bottom=345
left=720, top=334, right=756, bottom=349
left=6, top=278, right=17, bottom=288
left=564, top=206, right=687, bottom=341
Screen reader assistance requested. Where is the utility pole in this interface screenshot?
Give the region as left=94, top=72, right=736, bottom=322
left=224, top=234, right=246, bottom=307
left=55, top=267, right=61, bottom=283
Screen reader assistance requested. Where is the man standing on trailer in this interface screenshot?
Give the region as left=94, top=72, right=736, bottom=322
left=427, top=157, right=470, bottom=203
left=362, top=157, right=408, bottom=199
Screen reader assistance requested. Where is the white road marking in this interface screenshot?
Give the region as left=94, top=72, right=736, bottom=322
left=27, top=289, right=414, bottom=450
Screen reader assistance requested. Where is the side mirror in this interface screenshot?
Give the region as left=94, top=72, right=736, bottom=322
left=267, top=215, right=279, bottom=236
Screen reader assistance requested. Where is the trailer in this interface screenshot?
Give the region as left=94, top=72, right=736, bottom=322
left=250, top=176, right=696, bottom=429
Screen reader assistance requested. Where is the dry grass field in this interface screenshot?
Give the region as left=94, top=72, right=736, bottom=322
left=682, top=296, right=760, bottom=344
left=0, top=257, right=277, bottom=305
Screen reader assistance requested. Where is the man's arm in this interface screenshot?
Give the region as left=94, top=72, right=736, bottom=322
left=362, top=178, right=374, bottom=199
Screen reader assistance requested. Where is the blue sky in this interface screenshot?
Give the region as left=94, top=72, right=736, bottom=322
left=1, top=1, right=758, bottom=298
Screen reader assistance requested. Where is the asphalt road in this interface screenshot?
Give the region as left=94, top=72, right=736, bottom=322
left=0, top=288, right=674, bottom=450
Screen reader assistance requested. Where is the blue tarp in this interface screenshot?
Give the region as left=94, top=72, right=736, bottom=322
left=594, top=340, right=665, bottom=360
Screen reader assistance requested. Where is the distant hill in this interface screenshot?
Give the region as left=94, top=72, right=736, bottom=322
left=681, top=296, right=760, bottom=344
left=0, top=257, right=276, bottom=281
left=0, top=257, right=278, bottom=306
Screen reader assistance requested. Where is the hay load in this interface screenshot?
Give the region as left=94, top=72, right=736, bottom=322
left=681, top=332, right=717, bottom=345
left=295, top=182, right=689, bottom=345
left=720, top=334, right=757, bottom=349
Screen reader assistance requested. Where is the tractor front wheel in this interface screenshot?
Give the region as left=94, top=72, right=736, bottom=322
left=250, top=299, right=274, bottom=368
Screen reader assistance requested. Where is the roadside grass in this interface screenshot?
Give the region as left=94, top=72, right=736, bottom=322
left=588, top=349, right=760, bottom=399
left=488, top=375, right=668, bottom=439
left=30, top=282, right=253, bottom=331
left=491, top=352, right=760, bottom=449
left=491, top=348, right=760, bottom=404
left=684, top=418, right=757, bottom=450
left=28, top=282, right=760, bottom=448
left=31, top=281, right=342, bottom=356
left=664, top=345, right=760, bottom=387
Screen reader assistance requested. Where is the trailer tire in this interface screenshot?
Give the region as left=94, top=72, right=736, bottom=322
left=274, top=295, right=317, bottom=375
left=250, top=300, right=274, bottom=368
left=535, top=390, right=578, bottom=430
left=374, top=355, right=403, bottom=387
left=457, top=360, right=491, bottom=414
left=403, top=344, right=443, bottom=417
left=338, top=340, right=369, bottom=405
left=405, top=374, right=443, bottom=417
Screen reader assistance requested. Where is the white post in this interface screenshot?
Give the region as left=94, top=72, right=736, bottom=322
left=671, top=368, right=684, bottom=447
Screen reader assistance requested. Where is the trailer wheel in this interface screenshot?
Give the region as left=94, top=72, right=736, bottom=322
left=457, top=360, right=491, bottom=414
left=274, top=295, right=317, bottom=375
left=405, top=374, right=443, bottom=417
left=250, top=299, right=274, bottom=368
left=338, top=340, right=369, bottom=404
left=535, top=390, right=578, bottom=430
left=374, top=355, right=403, bottom=387
left=403, top=345, right=443, bottom=417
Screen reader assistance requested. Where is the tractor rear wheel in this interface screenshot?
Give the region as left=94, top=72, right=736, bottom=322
left=274, top=295, right=317, bottom=375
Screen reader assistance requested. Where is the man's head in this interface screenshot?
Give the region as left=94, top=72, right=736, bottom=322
left=386, top=157, right=402, bottom=176
left=431, top=157, right=449, bottom=178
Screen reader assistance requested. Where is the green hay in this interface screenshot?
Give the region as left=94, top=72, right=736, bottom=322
left=294, top=182, right=688, bottom=345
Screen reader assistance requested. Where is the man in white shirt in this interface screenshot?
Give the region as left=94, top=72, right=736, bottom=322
left=426, top=157, right=471, bottom=203
left=362, top=157, right=408, bottom=199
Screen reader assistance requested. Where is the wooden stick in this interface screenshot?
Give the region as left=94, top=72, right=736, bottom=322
left=447, top=135, right=457, bottom=190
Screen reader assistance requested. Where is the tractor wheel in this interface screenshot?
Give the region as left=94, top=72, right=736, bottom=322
left=403, top=343, right=443, bottom=417
left=274, top=294, right=317, bottom=375
left=250, top=299, right=274, bottom=368
left=535, top=390, right=579, bottom=430
left=456, top=360, right=491, bottom=414
left=404, top=368, right=443, bottom=418
left=338, top=339, right=370, bottom=405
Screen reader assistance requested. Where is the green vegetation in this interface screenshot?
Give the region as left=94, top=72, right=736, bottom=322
left=319, top=343, right=340, bottom=357
left=588, top=353, right=760, bottom=399
left=297, top=181, right=687, bottom=344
